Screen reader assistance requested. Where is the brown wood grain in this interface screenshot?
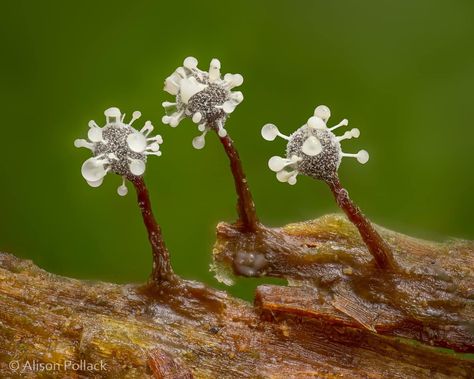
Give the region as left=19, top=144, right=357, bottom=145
left=0, top=214, right=472, bottom=378
left=213, top=214, right=474, bottom=353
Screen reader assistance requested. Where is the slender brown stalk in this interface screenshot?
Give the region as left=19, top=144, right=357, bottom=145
left=326, top=175, right=397, bottom=270
left=131, top=176, right=176, bottom=283
left=218, top=133, right=259, bottom=232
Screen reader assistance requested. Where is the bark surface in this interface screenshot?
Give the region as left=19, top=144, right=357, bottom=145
left=0, top=214, right=472, bottom=378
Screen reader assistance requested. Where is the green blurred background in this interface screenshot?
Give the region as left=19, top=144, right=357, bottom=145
left=0, top=0, right=473, bottom=300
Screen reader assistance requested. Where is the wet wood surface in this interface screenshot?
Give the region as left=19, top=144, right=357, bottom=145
left=213, top=214, right=474, bottom=353
left=0, top=214, right=472, bottom=378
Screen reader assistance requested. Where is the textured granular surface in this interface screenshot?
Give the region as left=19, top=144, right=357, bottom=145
left=286, top=126, right=341, bottom=181
left=94, top=125, right=146, bottom=177
left=187, top=84, right=229, bottom=126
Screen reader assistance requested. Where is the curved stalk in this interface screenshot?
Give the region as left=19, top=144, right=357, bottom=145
left=326, top=175, right=397, bottom=270
left=131, top=176, right=176, bottom=283
left=218, top=133, right=259, bottom=233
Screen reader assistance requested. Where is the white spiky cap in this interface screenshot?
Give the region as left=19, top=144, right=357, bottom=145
left=161, top=56, right=245, bottom=149
left=262, top=105, right=371, bottom=184
left=75, top=108, right=164, bottom=196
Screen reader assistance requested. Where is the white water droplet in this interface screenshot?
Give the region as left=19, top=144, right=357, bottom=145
left=87, top=178, right=104, bottom=188
left=302, top=136, right=322, bottom=156
left=183, top=56, right=198, bottom=69
left=192, top=112, right=202, bottom=123
left=276, top=170, right=291, bottom=182
left=288, top=176, right=297, bottom=185
left=268, top=156, right=287, bottom=172
left=117, top=184, right=128, bottom=196
left=129, top=159, right=146, bottom=176
left=81, top=158, right=107, bottom=182
left=307, top=116, right=326, bottom=129
left=149, top=142, right=160, bottom=152
left=218, top=128, right=227, bottom=137
left=232, top=74, right=244, bottom=87
left=127, top=133, right=147, bottom=153
left=88, top=127, right=103, bottom=143
left=351, top=128, right=360, bottom=138
left=314, top=105, right=331, bottom=121
left=192, top=135, right=206, bottom=149
left=357, top=150, right=369, bottom=164
left=222, top=101, right=235, bottom=114
left=261, top=124, right=279, bottom=141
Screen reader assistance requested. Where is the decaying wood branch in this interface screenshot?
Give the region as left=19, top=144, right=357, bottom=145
left=213, top=214, right=474, bottom=354
left=0, top=214, right=473, bottom=378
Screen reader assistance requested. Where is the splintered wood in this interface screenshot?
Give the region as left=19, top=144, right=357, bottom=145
left=213, top=214, right=474, bottom=354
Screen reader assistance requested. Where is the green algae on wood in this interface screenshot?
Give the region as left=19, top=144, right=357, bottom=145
left=213, top=214, right=474, bottom=353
